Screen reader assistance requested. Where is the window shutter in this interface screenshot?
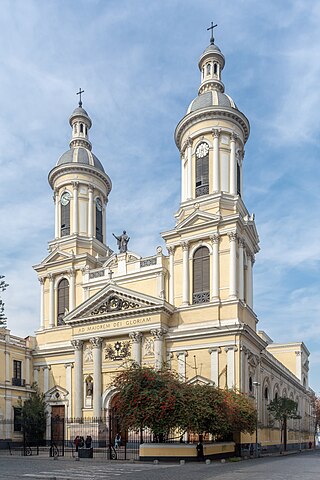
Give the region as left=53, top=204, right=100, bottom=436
left=61, top=204, right=70, bottom=236
left=193, top=246, right=210, bottom=294
left=57, top=279, right=69, bottom=322
left=96, top=209, right=103, bottom=242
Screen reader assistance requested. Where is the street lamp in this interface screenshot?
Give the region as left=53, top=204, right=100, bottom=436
left=253, top=381, right=261, bottom=457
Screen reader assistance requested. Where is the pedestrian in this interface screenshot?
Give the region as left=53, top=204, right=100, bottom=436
left=196, top=436, right=204, bottom=461
left=115, top=433, right=121, bottom=449
left=79, top=436, right=84, bottom=448
left=74, top=435, right=80, bottom=452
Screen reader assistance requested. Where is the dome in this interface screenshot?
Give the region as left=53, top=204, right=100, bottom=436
left=69, top=106, right=92, bottom=127
left=187, top=90, right=238, bottom=114
left=57, top=146, right=105, bottom=173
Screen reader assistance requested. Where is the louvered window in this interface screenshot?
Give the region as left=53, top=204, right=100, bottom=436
left=61, top=203, right=70, bottom=236
left=195, top=155, right=209, bottom=197
left=96, top=208, right=103, bottom=242
left=193, top=246, right=210, bottom=304
left=57, top=279, right=69, bottom=325
left=237, top=162, right=241, bottom=196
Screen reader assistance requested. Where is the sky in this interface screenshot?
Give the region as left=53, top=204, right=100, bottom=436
left=0, top=0, right=319, bottom=392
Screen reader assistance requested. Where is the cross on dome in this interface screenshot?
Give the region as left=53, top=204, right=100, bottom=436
left=76, top=87, right=84, bottom=107
left=207, top=21, right=217, bottom=45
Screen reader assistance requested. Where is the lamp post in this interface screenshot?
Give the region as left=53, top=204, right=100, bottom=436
left=253, top=381, right=261, bottom=457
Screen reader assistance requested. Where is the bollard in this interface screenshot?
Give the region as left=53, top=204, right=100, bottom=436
left=221, top=458, right=226, bottom=463
left=153, top=459, right=159, bottom=465
left=180, top=459, right=185, bottom=465
left=206, top=459, right=211, bottom=465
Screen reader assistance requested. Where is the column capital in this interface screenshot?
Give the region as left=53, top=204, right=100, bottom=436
left=64, top=363, right=74, bottom=369
left=210, top=234, right=220, bottom=245
left=151, top=327, right=167, bottom=340
left=212, top=128, right=220, bottom=138
left=240, top=345, right=249, bottom=354
left=187, top=137, right=193, bottom=147
left=208, top=347, right=221, bottom=354
left=181, top=241, right=189, bottom=251
left=68, top=268, right=76, bottom=278
left=129, top=332, right=143, bottom=343
left=224, top=345, right=238, bottom=353
left=167, top=245, right=176, bottom=255
left=48, top=273, right=54, bottom=281
left=230, top=132, right=238, bottom=142
left=176, top=350, right=188, bottom=358
left=90, top=337, right=103, bottom=348
left=38, top=276, right=45, bottom=285
left=71, top=339, right=84, bottom=350
left=72, top=181, right=79, bottom=190
left=42, top=365, right=51, bottom=371
left=88, top=184, right=94, bottom=193
left=33, top=366, right=40, bottom=372
left=238, top=237, right=245, bottom=248
left=295, top=351, right=302, bottom=357
left=228, top=231, right=237, bottom=242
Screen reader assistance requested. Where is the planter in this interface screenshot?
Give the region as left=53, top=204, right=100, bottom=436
left=78, top=448, right=93, bottom=458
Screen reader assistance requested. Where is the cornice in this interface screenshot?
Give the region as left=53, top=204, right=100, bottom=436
left=48, top=163, right=112, bottom=193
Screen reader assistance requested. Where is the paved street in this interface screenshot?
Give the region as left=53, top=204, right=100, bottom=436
left=0, top=450, right=318, bottom=480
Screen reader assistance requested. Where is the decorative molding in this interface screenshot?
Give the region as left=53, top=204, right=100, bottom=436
left=72, top=181, right=79, bottom=189
left=210, top=234, right=219, bottom=245
left=230, top=132, right=238, bottom=142
left=187, top=137, right=193, bottom=147
left=89, top=270, right=105, bottom=279
left=212, top=128, right=220, bottom=138
left=104, top=341, right=130, bottom=361
left=151, top=328, right=167, bottom=340
left=181, top=241, right=189, bottom=251
left=228, top=232, right=237, bottom=242
left=167, top=246, right=176, bottom=255
left=90, top=337, right=103, bottom=348
left=90, top=294, right=140, bottom=316
left=140, top=257, right=157, bottom=268
left=129, top=332, right=143, bottom=343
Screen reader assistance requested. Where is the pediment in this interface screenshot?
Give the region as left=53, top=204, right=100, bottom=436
left=40, top=248, right=74, bottom=266
left=64, top=283, right=174, bottom=325
left=187, top=375, right=214, bottom=386
left=176, top=211, right=220, bottom=231
left=45, top=384, right=69, bottom=400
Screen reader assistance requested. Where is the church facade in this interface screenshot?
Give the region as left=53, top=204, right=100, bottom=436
left=0, top=35, right=314, bottom=451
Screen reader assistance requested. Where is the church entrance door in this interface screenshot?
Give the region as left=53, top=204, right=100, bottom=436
left=50, top=405, right=65, bottom=457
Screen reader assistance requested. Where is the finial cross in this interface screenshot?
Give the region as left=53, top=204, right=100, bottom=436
left=207, top=21, right=217, bottom=45
left=76, top=88, right=84, bottom=107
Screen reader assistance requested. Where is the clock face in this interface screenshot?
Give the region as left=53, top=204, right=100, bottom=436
left=61, top=192, right=71, bottom=206
left=196, top=142, right=209, bottom=158
left=96, top=198, right=102, bottom=211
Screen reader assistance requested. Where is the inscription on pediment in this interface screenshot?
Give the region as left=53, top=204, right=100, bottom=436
left=90, top=294, right=140, bottom=316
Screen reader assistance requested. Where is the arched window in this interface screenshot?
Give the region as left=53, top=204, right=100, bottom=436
left=275, top=391, right=278, bottom=401
left=207, top=63, right=211, bottom=75
left=57, top=278, right=69, bottom=325
left=195, top=143, right=209, bottom=197
left=74, top=124, right=77, bottom=134
left=80, top=124, right=84, bottom=133
left=213, top=63, right=218, bottom=75
left=249, top=376, right=253, bottom=393
left=193, top=246, right=210, bottom=304
left=264, top=387, right=269, bottom=400
left=60, top=192, right=70, bottom=237
left=95, top=198, right=103, bottom=242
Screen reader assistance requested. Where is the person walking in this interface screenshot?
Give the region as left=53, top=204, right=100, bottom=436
left=114, top=433, right=121, bottom=449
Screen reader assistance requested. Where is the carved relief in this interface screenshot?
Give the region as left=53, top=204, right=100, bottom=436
left=91, top=295, right=140, bottom=316
left=84, top=345, right=93, bottom=362
left=144, top=337, right=154, bottom=357
left=104, top=341, right=131, bottom=361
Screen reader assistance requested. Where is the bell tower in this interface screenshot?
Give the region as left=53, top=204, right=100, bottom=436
left=162, top=29, right=259, bottom=329
left=34, top=95, right=112, bottom=330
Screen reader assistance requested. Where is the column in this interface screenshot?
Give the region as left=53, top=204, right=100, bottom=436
left=210, top=234, right=219, bottom=301
left=187, top=138, right=193, bottom=199
left=246, top=251, right=254, bottom=308
left=238, top=238, right=245, bottom=301
left=129, top=332, right=143, bottom=365
left=151, top=328, right=167, bottom=369
left=176, top=351, right=188, bottom=381
left=5, top=350, right=10, bottom=384
left=228, top=233, right=237, bottom=299
left=208, top=347, right=220, bottom=386
left=65, top=363, right=73, bottom=419
left=157, top=271, right=165, bottom=299
left=295, top=351, right=302, bottom=381
left=88, top=184, right=94, bottom=237
left=225, top=346, right=237, bottom=389
left=72, top=181, right=79, bottom=235
left=102, top=196, right=107, bottom=243
left=48, top=274, right=55, bottom=328
left=39, top=277, right=45, bottom=330
left=212, top=129, right=220, bottom=192
left=230, top=133, right=237, bottom=195
left=25, top=355, right=31, bottom=387
left=240, top=346, right=248, bottom=393
left=5, top=397, right=11, bottom=439
left=72, top=340, right=84, bottom=419
left=33, top=367, right=40, bottom=385
left=182, top=242, right=189, bottom=306
left=69, top=269, right=76, bottom=311
left=43, top=365, right=51, bottom=392
left=168, top=246, right=175, bottom=305
left=181, top=152, right=185, bottom=202
left=90, top=337, right=103, bottom=418
left=54, top=189, right=59, bottom=239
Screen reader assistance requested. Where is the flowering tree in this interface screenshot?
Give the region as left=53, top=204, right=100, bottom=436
left=112, top=366, right=256, bottom=442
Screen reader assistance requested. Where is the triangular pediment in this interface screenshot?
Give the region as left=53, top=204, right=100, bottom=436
left=176, top=211, right=220, bottom=231
left=64, top=283, right=174, bottom=325
left=187, top=375, right=214, bottom=386
left=39, top=248, right=74, bottom=266
left=45, top=384, right=69, bottom=400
